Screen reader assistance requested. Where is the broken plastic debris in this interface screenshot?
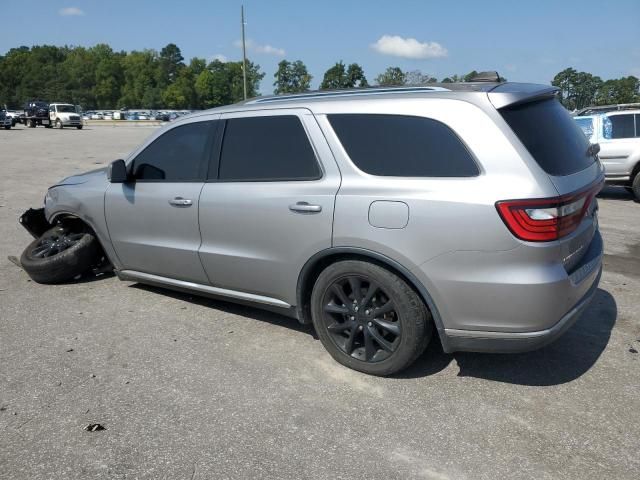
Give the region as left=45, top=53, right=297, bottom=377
left=84, top=423, right=106, bottom=432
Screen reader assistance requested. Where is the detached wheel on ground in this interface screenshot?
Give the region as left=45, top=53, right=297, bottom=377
left=311, top=260, right=432, bottom=376
left=20, top=226, right=99, bottom=284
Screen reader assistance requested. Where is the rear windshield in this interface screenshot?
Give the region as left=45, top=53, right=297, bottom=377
left=500, top=98, right=594, bottom=176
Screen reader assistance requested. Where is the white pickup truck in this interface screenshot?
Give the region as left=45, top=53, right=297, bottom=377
left=574, top=109, right=640, bottom=200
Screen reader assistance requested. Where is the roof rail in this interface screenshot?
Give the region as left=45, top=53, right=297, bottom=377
left=576, top=103, right=640, bottom=116
left=247, top=86, right=450, bottom=104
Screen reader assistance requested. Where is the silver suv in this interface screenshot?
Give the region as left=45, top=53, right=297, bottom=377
left=19, top=82, right=604, bottom=375
left=574, top=109, right=640, bottom=200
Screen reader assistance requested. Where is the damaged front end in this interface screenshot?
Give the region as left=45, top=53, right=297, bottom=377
left=19, top=208, right=52, bottom=239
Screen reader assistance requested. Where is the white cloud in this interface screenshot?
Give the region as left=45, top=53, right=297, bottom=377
left=371, top=35, right=447, bottom=59
left=59, top=7, right=84, bottom=16
left=234, top=38, right=285, bottom=57
left=213, top=54, right=228, bottom=63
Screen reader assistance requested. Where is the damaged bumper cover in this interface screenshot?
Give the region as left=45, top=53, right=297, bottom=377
left=19, top=208, right=51, bottom=239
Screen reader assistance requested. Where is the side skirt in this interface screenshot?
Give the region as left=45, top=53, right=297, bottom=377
left=116, top=270, right=299, bottom=319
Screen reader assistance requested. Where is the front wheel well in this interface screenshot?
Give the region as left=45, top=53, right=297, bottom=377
left=630, top=160, right=640, bottom=184
left=296, top=250, right=442, bottom=335
left=49, top=214, right=111, bottom=268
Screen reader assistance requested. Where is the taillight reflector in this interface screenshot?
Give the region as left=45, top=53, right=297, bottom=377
left=496, top=180, right=602, bottom=242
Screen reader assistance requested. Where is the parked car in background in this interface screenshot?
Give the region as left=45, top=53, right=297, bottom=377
left=4, top=110, right=21, bottom=126
left=49, top=103, right=83, bottom=129
left=0, top=109, right=13, bottom=129
left=90, top=112, right=103, bottom=120
left=155, top=112, right=170, bottom=121
left=19, top=82, right=603, bottom=376
left=103, top=112, right=114, bottom=120
left=574, top=109, right=640, bottom=200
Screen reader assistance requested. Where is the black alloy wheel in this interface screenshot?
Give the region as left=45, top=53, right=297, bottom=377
left=321, top=275, right=401, bottom=363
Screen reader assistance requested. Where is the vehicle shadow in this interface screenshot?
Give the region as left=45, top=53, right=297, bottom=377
left=399, top=288, right=617, bottom=385
left=598, top=185, right=635, bottom=201
left=129, top=282, right=616, bottom=386
left=129, top=283, right=317, bottom=338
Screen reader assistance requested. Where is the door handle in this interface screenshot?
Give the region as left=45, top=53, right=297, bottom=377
left=168, top=197, right=193, bottom=207
left=289, top=201, right=322, bottom=213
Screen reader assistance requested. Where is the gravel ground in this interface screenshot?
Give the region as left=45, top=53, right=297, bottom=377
left=0, top=125, right=639, bottom=480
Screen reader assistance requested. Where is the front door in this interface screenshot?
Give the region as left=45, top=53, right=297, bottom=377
left=198, top=109, right=341, bottom=306
left=105, top=118, right=219, bottom=283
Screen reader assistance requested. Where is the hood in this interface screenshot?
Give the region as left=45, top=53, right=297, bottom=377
left=50, top=167, right=108, bottom=188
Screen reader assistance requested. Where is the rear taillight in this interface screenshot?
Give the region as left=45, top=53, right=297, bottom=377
left=496, top=180, right=602, bottom=242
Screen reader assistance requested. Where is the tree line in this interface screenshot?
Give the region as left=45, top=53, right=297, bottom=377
left=1, top=43, right=638, bottom=110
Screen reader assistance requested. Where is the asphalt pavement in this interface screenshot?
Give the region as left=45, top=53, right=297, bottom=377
left=0, top=125, right=638, bottom=479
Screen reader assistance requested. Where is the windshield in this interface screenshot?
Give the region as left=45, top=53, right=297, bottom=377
left=500, top=98, right=595, bottom=176
left=56, top=105, right=76, bottom=113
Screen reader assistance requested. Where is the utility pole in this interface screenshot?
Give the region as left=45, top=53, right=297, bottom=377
left=241, top=5, right=247, bottom=100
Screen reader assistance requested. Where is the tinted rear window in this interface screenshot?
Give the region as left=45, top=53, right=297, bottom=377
left=500, top=98, right=594, bottom=176
left=608, top=114, right=637, bottom=139
left=328, top=114, right=479, bottom=177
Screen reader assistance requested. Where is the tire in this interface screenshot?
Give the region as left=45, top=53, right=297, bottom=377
left=310, top=260, right=432, bottom=376
left=20, top=226, right=99, bottom=284
left=28, top=119, right=36, bottom=128
left=632, top=174, right=640, bottom=202
left=56, top=119, right=63, bottom=129
left=4, top=125, right=10, bottom=130
left=76, top=125, right=83, bottom=130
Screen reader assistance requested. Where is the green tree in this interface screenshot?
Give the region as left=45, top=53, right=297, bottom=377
left=157, top=43, right=184, bottom=88
left=320, top=61, right=368, bottom=89
left=273, top=59, right=312, bottom=94
left=404, top=70, right=438, bottom=85
left=375, top=67, right=405, bottom=86
left=195, top=59, right=264, bottom=108
left=595, top=76, right=640, bottom=105
left=551, top=68, right=603, bottom=110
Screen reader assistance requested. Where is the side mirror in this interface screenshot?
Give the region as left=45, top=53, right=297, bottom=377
left=587, top=143, right=600, bottom=157
left=108, top=159, right=129, bottom=183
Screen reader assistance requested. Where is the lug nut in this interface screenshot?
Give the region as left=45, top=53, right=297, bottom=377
left=354, top=306, right=359, bottom=312
left=365, top=310, right=370, bottom=315
left=368, top=322, right=372, bottom=327
left=350, top=316, right=355, bottom=321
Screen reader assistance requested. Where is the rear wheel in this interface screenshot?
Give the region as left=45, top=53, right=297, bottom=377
left=632, top=174, right=640, bottom=202
left=55, top=119, right=63, bottom=129
left=20, top=226, right=99, bottom=284
left=311, top=260, right=432, bottom=376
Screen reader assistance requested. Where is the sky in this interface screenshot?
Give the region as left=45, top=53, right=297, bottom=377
left=1, top=0, right=639, bottom=94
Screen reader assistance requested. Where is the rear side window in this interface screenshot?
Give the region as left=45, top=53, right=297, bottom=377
left=500, top=98, right=594, bottom=176
left=218, top=115, right=320, bottom=181
left=132, top=121, right=215, bottom=181
left=328, top=114, right=479, bottom=177
left=574, top=117, right=594, bottom=139
left=608, top=114, right=637, bottom=139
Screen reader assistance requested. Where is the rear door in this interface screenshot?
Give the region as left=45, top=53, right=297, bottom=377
left=599, top=113, right=639, bottom=178
left=198, top=109, right=341, bottom=306
left=105, top=117, right=219, bottom=283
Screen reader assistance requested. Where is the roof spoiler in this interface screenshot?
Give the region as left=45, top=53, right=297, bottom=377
left=487, top=83, right=560, bottom=109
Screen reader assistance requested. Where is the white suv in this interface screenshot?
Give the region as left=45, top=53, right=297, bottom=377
left=575, top=110, right=640, bottom=200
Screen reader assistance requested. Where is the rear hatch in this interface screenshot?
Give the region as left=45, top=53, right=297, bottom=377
left=491, top=88, right=604, bottom=273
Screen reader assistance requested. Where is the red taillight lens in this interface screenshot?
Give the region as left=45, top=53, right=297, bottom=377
left=496, top=181, right=602, bottom=242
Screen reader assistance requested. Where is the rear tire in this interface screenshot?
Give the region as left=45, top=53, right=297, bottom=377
left=632, top=174, right=640, bottom=202
left=56, top=119, right=63, bottom=129
left=20, top=226, right=99, bottom=284
left=311, top=260, right=432, bottom=376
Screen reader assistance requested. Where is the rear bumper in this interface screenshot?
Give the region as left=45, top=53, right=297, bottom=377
left=443, top=265, right=601, bottom=353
